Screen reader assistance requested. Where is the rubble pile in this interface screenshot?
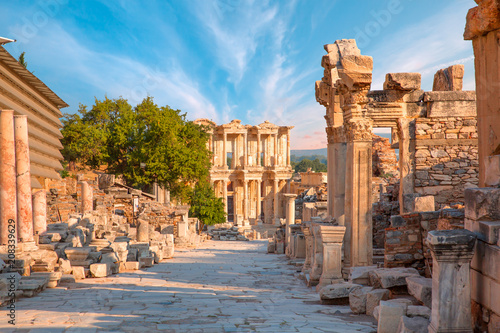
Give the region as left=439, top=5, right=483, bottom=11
left=208, top=226, right=250, bottom=241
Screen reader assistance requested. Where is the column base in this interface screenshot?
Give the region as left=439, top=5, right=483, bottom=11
left=316, top=278, right=344, bottom=292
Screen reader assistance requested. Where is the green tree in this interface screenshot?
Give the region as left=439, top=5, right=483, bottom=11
left=60, top=96, right=212, bottom=202
left=294, top=158, right=327, bottom=173
left=189, top=180, right=226, bottom=229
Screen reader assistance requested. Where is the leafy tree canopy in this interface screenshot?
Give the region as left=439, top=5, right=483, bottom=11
left=293, top=158, right=327, bottom=173
left=189, top=180, right=226, bottom=227
left=61, top=96, right=212, bottom=202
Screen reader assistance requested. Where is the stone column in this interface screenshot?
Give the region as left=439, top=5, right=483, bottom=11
left=257, top=133, right=261, bottom=166
left=344, top=118, right=373, bottom=267
left=244, top=132, right=248, bottom=166
left=223, top=179, right=228, bottom=220
left=465, top=4, right=500, bottom=186
left=328, top=126, right=347, bottom=226
left=32, top=190, right=47, bottom=236
left=274, top=134, right=278, bottom=166
left=301, top=221, right=313, bottom=274
left=427, top=229, right=476, bottom=333
left=14, top=115, right=33, bottom=242
left=0, top=110, right=17, bottom=245
left=316, top=225, right=346, bottom=290
left=309, top=224, right=323, bottom=286
left=273, top=179, right=280, bottom=226
left=398, top=118, right=415, bottom=214
left=243, top=179, right=249, bottom=226
left=256, top=179, right=262, bottom=224
left=283, top=193, right=297, bottom=253
left=81, top=181, right=93, bottom=214
left=223, top=131, right=227, bottom=168
left=286, top=132, right=290, bottom=166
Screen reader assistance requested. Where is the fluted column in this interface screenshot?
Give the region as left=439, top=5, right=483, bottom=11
left=283, top=193, right=297, bottom=253
left=257, top=133, right=261, bottom=166
left=33, top=190, right=47, bottom=236
left=14, top=115, right=33, bottom=242
left=256, top=179, right=262, bottom=223
left=274, top=134, right=278, bottom=166
left=223, top=131, right=227, bottom=169
left=222, top=179, right=228, bottom=221
left=273, top=179, right=280, bottom=226
left=0, top=110, right=17, bottom=245
left=243, top=179, right=248, bottom=225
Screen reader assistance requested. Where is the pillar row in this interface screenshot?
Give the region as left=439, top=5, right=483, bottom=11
left=0, top=110, right=17, bottom=245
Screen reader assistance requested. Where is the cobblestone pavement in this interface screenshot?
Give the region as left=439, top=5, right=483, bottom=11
left=1, top=240, right=377, bottom=332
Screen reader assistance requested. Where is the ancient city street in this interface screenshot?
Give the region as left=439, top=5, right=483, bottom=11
left=1, top=240, right=376, bottom=333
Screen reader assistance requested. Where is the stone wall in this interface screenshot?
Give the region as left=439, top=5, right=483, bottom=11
left=384, top=208, right=465, bottom=275
left=414, top=116, right=478, bottom=207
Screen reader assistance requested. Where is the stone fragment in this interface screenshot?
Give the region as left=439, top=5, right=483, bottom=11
left=59, top=274, right=76, bottom=284
left=124, top=261, right=140, bottom=270
left=412, top=196, right=435, bottom=212
left=406, top=277, right=432, bottom=308
left=384, top=73, right=421, bottom=91
left=319, top=283, right=362, bottom=305
left=432, top=65, right=464, bottom=91
left=348, top=265, right=378, bottom=285
left=406, top=305, right=431, bottom=319
left=377, top=300, right=407, bottom=333
left=396, top=315, right=429, bottom=333
left=369, top=268, right=420, bottom=289
left=367, top=289, right=390, bottom=316
left=349, top=286, right=373, bottom=314
left=139, top=256, right=154, bottom=268
left=89, top=263, right=111, bottom=278
left=72, top=266, right=85, bottom=280
left=465, top=188, right=500, bottom=221
left=58, top=258, right=72, bottom=274
left=101, top=252, right=120, bottom=274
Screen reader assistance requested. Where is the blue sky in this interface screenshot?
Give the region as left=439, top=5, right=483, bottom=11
left=2, top=0, right=475, bottom=149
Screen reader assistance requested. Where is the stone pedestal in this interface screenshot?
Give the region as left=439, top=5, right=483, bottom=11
left=316, top=225, right=346, bottom=290
left=33, top=190, right=47, bottom=236
left=81, top=181, right=93, bottom=214
left=14, top=115, right=33, bottom=242
left=427, top=229, right=476, bottom=333
left=0, top=110, right=17, bottom=245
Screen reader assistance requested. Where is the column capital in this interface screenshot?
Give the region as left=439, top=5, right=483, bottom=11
left=313, top=224, right=346, bottom=243
left=344, top=118, right=372, bottom=142
left=427, top=229, right=477, bottom=262
left=283, top=193, right=297, bottom=201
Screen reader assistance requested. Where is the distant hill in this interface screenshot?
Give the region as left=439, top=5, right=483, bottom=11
left=290, top=148, right=327, bottom=158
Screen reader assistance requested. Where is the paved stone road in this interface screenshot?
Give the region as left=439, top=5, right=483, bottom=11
left=1, top=240, right=377, bottom=332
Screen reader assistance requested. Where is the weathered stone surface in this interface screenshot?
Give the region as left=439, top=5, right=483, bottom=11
left=485, top=155, right=500, bottom=186
left=465, top=188, right=500, bottom=221
left=396, top=315, right=429, bottom=333
left=384, top=73, right=421, bottom=91
left=139, top=256, right=154, bottom=268
left=367, top=289, right=390, bottom=316
left=369, top=268, right=420, bottom=289
left=349, top=286, right=373, bottom=314
left=464, top=0, right=500, bottom=40
left=412, top=196, right=435, bottom=212
left=319, top=283, right=362, bottom=305
left=89, top=263, right=111, bottom=278
left=72, top=266, right=85, bottom=280
left=349, top=265, right=378, bottom=285
left=378, top=300, right=407, bottom=333
left=406, top=305, right=431, bottom=319
left=432, top=65, right=464, bottom=92
left=58, top=258, right=72, bottom=274
left=406, top=277, right=432, bottom=308
left=124, top=261, right=140, bottom=270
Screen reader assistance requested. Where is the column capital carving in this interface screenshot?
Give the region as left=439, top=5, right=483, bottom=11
left=326, top=126, right=346, bottom=144
left=344, top=118, right=372, bottom=142
left=427, top=229, right=477, bottom=263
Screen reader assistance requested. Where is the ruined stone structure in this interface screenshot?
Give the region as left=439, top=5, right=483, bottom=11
left=195, top=119, right=293, bottom=225
left=316, top=40, right=478, bottom=268
left=0, top=43, right=68, bottom=247
left=464, top=2, right=500, bottom=331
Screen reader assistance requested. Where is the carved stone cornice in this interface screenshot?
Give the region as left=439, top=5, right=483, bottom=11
left=344, top=118, right=372, bottom=142
left=326, top=126, right=346, bottom=144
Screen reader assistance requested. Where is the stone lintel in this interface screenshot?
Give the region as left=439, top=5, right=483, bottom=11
left=427, top=229, right=477, bottom=262
left=423, top=90, right=476, bottom=102
left=464, top=0, right=500, bottom=40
